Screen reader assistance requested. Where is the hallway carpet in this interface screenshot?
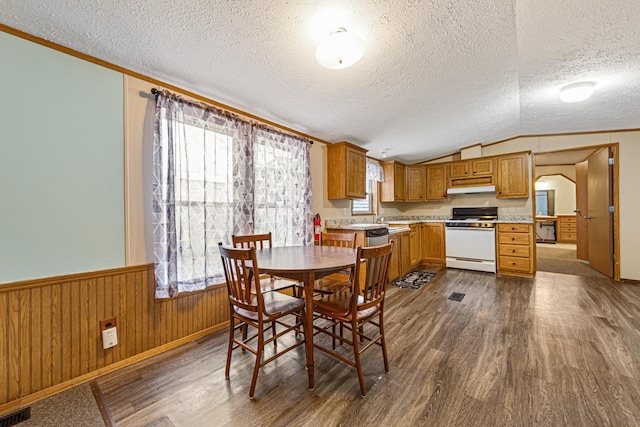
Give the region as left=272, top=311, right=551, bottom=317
left=536, top=244, right=608, bottom=278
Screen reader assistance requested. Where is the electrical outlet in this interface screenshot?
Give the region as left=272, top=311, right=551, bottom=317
left=100, top=317, right=117, bottom=331
left=509, top=205, right=515, bottom=212
left=102, top=327, right=118, bottom=349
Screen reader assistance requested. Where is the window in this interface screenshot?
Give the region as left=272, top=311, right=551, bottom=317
left=173, top=124, right=234, bottom=285
left=153, top=92, right=312, bottom=298
left=352, top=179, right=375, bottom=215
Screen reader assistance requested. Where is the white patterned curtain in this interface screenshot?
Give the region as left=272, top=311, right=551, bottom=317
left=153, top=91, right=312, bottom=298
left=366, top=159, right=384, bottom=182
left=252, top=126, right=313, bottom=247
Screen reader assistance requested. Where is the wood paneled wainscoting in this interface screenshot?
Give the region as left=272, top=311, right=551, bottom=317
left=0, top=264, right=229, bottom=415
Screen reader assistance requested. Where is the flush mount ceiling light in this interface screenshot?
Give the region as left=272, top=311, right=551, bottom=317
left=315, top=28, right=365, bottom=70
left=560, top=82, right=595, bottom=103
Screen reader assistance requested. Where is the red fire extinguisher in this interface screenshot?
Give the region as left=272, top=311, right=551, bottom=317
left=314, top=213, right=321, bottom=245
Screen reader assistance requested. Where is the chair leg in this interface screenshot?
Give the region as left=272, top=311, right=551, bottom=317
left=241, top=323, right=248, bottom=352
left=352, top=319, right=367, bottom=397
left=249, top=321, right=264, bottom=399
left=225, top=316, right=235, bottom=379
left=379, top=311, right=389, bottom=372
left=339, top=323, right=344, bottom=346
left=332, top=322, right=337, bottom=350
left=272, top=322, right=277, bottom=348
left=359, top=325, right=364, bottom=343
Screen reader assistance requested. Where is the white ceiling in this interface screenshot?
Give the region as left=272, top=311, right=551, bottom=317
left=2, top=0, right=639, bottom=163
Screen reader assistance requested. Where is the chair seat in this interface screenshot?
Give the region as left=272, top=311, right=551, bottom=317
left=234, top=291, right=305, bottom=321
left=259, top=276, right=298, bottom=293
left=294, top=272, right=351, bottom=294
left=313, top=291, right=379, bottom=321
left=314, top=277, right=350, bottom=293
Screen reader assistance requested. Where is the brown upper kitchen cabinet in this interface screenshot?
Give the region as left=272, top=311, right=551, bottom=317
left=406, top=165, right=426, bottom=202
left=381, top=161, right=406, bottom=202
left=496, top=152, right=530, bottom=199
left=425, top=164, right=448, bottom=201
left=449, top=158, right=494, bottom=179
left=327, top=142, right=368, bottom=199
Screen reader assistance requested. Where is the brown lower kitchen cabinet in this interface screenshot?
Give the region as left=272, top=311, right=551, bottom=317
left=409, top=224, right=421, bottom=267
left=388, top=234, right=400, bottom=281
left=420, top=223, right=446, bottom=266
left=388, top=231, right=411, bottom=281
left=497, top=223, right=534, bottom=277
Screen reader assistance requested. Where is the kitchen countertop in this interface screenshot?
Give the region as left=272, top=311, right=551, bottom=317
left=388, top=226, right=411, bottom=234
left=386, top=220, right=424, bottom=225
left=327, top=223, right=388, bottom=231
left=325, top=215, right=534, bottom=230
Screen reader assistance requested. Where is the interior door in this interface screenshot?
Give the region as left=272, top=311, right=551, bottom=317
left=575, top=160, right=588, bottom=260
left=587, top=148, right=613, bottom=277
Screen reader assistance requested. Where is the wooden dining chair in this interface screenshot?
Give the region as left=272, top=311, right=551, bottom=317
left=312, top=241, right=394, bottom=396
left=294, top=232, right=357, bottom=297
left=232, top=232, right=299, bottom=294
left=218, top=243, right=306, bottom=398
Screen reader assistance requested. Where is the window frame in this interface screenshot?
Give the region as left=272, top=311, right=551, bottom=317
left=351, top=179, right=378, bottom=216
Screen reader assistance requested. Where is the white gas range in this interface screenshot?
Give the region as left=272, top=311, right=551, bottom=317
left=445, top=207, right=498, bottom=273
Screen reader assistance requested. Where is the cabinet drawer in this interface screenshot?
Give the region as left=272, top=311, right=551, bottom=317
left=498, top=233, right=530, bottom=245
left=560, top=217, right=577, bottom=224
left=498, top=244, right=530, bottom=258
left=559, top=232, right=577, bottom=241
left=498, top=223, right=530, bottom=233
left=499, top=256, right=531, bottom=272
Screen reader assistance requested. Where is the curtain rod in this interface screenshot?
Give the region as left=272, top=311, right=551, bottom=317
left=151, top=88, right=313, bottom=144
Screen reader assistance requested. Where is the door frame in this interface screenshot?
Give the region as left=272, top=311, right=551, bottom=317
left=532, top=143, right=620, bottom=280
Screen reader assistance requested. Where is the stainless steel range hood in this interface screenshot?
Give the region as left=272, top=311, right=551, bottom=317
left=447, top=185, right=496, bottom=195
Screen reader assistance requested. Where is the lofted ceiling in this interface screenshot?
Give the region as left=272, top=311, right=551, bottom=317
left=534, top=148, right=597, bottom=166
left=2, top=0, right=639, bottom=163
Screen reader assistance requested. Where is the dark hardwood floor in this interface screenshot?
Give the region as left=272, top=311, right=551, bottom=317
left=95, top=268, right=640, bottom=426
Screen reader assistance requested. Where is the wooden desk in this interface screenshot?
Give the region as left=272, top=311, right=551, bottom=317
left=254, top=245, right=357, bottom=390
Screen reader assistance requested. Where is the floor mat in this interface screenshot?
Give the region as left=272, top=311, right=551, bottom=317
left=391, top=271, right=436, bottom=290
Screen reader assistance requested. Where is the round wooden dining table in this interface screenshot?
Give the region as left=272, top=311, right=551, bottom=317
left=254, top=245, right=357, bottom=390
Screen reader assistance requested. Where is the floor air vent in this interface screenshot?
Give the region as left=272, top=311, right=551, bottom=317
left=0, top=407, right=30, bottom=427
left=448, top=292, right=465, bottom=302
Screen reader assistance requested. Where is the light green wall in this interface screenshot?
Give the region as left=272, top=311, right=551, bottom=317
left=0, top=32, right=125, bottom=283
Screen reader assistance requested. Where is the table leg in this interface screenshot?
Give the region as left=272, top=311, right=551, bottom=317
left=304, top=272, right=315, bottom=390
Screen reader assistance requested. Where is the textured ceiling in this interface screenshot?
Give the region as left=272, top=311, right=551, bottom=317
left=2, top=0, right=639, bottom=163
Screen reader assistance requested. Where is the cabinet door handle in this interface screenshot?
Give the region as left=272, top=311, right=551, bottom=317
left=512, top=237, right=515, bottom=241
